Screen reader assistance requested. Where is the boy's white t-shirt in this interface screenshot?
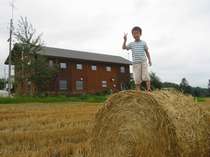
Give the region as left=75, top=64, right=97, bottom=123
left=127, top=40, right=148, bottom=64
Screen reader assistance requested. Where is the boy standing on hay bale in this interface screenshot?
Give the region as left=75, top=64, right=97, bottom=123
left=122, top=26, right=152, bottom=91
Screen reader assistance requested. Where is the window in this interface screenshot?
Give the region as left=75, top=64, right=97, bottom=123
left=27, top=81, right=31, bottom=91
left=102, top=81, right=107, bottom=87
left=60, top=63, right=67, bottom=69
left=27, top=60, right=31, bottom=65
left=76, top=64, right=83, bottom=70
left=59, top=80, right=68, bottom=90
left=120, top=83, right=127, bottom=90
left=106, top=66, right=111, bottom=72
left=49, top=60, right=53, bottom=67
left=76, top=81, right=84, bottom=90
left=91, top=65, right=97, bottom=71
left=120, top=66, right=125, bottom=73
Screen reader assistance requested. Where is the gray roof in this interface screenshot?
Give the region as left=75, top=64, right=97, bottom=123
left=38, top=46, right=132, bottom=65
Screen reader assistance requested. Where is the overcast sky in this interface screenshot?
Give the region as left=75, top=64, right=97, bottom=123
left=0, top=0, right=210, bottom=87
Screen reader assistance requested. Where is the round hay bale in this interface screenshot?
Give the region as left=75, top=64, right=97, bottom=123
left=89, top=90, right=210, bottom=157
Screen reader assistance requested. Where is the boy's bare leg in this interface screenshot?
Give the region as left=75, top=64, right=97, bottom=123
left=146, top=81, right=151, bottom=91
left=136, top=84, right=141, bottom=91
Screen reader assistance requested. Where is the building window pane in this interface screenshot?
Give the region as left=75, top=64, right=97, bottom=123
left=106, top=66, right=111, bottom=71
left=102, top=80, right=107, bottom=87
left=49, top=60, right=53, bottom=67
left=60, top=63, right=67, bottom=69
left=76, top=64, right=83, bottom=70
left=59, top=80, right=68, bottom=90
left=120, top=82, right=127, bottom=90
left=76, top=81, right=83, bottom=90
left=28, top=60, right=31, bottom=65
left=120, top=66, right=125, bottom=73
left=91, top=65, right=97, bottom=71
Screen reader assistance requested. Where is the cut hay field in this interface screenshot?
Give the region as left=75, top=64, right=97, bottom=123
left=0, top=98, right=209, bottom=157
left=198, top=98, right=210, bottom=120
left=0, top=102, right=102, bottom=157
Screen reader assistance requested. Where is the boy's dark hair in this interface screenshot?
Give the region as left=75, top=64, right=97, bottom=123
left=131, top=26, right=142, bottom=34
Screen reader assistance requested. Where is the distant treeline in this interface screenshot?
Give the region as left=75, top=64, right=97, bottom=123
left=129, top=72, right=210, bottom=97
left=1, top=72, right=209, bottom=97
left=161, top=82, right=210, bottom=97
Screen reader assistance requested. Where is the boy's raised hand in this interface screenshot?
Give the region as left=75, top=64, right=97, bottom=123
left=149, top=60, right=152, bottom=66
left=123, top=33, right=128, bottom=41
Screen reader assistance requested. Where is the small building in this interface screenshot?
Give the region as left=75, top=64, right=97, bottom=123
left=5, top=46, right=132, bottom=95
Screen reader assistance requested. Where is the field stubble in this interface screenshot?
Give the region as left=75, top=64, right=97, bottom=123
left=0, top=98, right=209, bottom=157
left=0, top=102, right=101, bottom=157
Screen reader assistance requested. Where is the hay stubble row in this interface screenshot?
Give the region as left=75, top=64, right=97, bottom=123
left=0, top=91, right=209, bottom=157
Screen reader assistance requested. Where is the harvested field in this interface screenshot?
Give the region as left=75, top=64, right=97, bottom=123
left=0, top=92, right=209, bottom=157
left=0, top=102, right=100, bottom=157
left=199, top=98, right=210, bottom=116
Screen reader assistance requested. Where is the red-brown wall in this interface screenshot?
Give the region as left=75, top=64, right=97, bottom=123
left=14, top=56, right=130, bottom=95
left=48, top=57, right=130, bottom=95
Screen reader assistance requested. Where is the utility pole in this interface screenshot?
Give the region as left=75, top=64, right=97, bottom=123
left=8, top=0, right=15, bottom=96
left=4, top=67, right=7, bottom=90
left=8, top=19, right=13, bottom=95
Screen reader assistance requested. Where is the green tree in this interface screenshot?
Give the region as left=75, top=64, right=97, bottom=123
left=162, top=82, right=180, bottom=90
left=149, top=72, right=162, bottom=89
left=0, top=79, right=6, bottom=90
left=30, top=56, right=58, bottom=95
left=180, top=78, right=192, bottom=95
left=13, top=17, right=57, bottom=95
left=193, top=87, right=202, bottom=97
left=129, top=72, right=162, bottom=90
left=128, top=79, right=135, bottom=90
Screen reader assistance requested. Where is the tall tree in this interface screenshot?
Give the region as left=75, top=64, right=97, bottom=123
left=208, top=79, right=210, bottom=96
left=13, top=17, right=57, bottom=95
left=180, top=78, right=189, bottom=87
left=161, top=82, right=180, bottom=90
left=0, top=79, right=6, bottom=90
left=180, top=78, right=192, bottom=94
left=150, top=72, right=162, bottom=89
left=134, top=72, right=162, bottom=90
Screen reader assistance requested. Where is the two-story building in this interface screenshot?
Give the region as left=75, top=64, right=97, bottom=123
left=5, top=46, right=132, bottom=95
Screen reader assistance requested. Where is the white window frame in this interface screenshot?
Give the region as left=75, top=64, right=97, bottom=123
left=120, top=82, right=127, bottom=90
left=120, top=66, right=125, bottom=73
left=59, top=80, right=68, bottom=90
left=27, top=60, right=31, bottom=65
left=102, top=80, right=107, bottom=88
left=91, top=65, right=97, bottom=71
left=60, top=63, right=67, bottom=69
left=76, top=64, right=83, bottom=70
left=106, top=66, right=111, bottom=72
left=76, top=80, right=84, bottom=90
left=49, top=60, right=53, bottom=67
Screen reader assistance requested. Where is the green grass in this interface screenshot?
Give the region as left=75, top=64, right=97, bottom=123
left=0, top=94, right=108, bottom=104
left=196, top=97, right=206, bottom=102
